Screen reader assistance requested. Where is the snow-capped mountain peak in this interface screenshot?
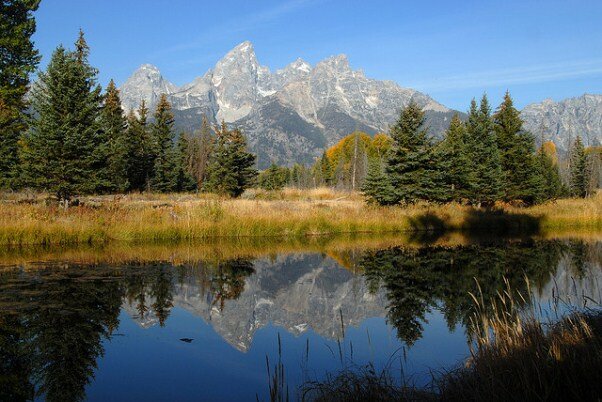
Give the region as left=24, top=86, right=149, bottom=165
left=118, top=41, right=602, bottom=168
left=120, top=64, right=178, bottom=113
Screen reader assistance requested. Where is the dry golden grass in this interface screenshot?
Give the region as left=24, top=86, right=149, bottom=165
left=436, top=280, right=602, bottom=402
left=0, top=189, right=599, bottom=246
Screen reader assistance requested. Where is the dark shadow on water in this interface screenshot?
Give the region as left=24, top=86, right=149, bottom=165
left=463, top=208, right=542, bottom=236
left=407, top=208, right=543, bottom=245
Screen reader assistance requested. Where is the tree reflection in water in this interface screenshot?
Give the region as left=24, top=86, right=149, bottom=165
left=0, top=260, right=255, bottom=402
left=0, top=239, right=598, bottom=401
left=360, top=240, right=573, bottom=345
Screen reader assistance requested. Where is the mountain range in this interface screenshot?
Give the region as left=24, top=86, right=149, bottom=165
left=120, top=41, right=602, bottom=168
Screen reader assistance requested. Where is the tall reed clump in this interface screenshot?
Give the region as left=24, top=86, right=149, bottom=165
left=294, top=278, right=601, bottom=402
left=437, top=279, right=602, bottom=402
left=261, top=333, right=290, bottom=402
left=300, top=360, right=439, bottom=402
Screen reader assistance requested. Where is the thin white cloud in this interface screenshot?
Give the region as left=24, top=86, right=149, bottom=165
left=407, top=59, right=602, bottom=92
left=153, top=0, right=321, bottom=56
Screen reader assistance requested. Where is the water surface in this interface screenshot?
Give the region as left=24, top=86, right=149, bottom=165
left=1, top=237, right=600, bottom=401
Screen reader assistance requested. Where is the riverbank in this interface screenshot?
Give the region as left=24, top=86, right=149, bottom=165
left=0, top=189, right=600, bottom=246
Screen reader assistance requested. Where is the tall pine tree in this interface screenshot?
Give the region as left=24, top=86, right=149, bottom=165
left=440, top=114, right=473, bottom=202
left=100, top=79, right=128, bottom=191
left=149, top=94, right=178, bottom=192
left=569, top=136, right=589, bottom=198
left=21, top=31, right=104, bottom=201
left=386, top=100, right=447, bottom=203
left=203, top=122, right=257, bottom=197
left=493, top=91, right=543, bottom=204
left=535, top=144, right=563, bottom=200
left=465, top=95, right=503, bottom=206
left=174, top=133, right=198, bottom=192
left=0, top=0, right=40, bottom=188
left=361, top=157, right=397, bottom=205
left=258, top=163, right=289, bottom=191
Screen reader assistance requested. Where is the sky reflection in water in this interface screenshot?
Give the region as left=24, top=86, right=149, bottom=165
left=0, top=237, right=600, bottom=401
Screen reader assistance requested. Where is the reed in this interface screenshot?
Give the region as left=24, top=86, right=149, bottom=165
left=0, top=190, right=599, bottom=246
left=437, top=280, right=602, bottom=401
left=295, top=279, right=602, bottom=402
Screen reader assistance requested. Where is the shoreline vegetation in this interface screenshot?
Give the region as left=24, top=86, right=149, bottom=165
left=296, top=295, right=602, bottom=402
left=0, top=188, right=600, bottom=248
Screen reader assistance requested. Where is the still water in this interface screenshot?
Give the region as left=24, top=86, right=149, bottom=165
left=0, top=237, right=600, bottom=401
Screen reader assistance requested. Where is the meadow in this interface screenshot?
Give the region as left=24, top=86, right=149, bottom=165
left=0, top=188, right=600, bottom=247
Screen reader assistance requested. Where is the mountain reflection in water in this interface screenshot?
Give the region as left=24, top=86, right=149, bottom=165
left=0, top=238, right=600, bottom=402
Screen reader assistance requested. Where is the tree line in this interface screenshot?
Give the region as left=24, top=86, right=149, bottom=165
left=258, top=95, right=599, bottom=206
left=360, top=95, right=564, bottom=206
left=1, top=3, right=598, bottom=205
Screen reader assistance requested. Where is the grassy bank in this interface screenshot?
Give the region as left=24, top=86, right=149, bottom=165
left=0, top=189, right=600, bottom=246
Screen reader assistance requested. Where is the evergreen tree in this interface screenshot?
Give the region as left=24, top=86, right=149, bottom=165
left=569, top=136, right=589, bottom=197
left=440, top=114, right=473, bottom=202
left=289, top=163, right=312, bottom=188
left=221, top=126, right=257, bottom=197
left=535, top=145, right=563, bottom=200
left=0, top=0, right=40, bottom=188
left=386, top=100, right=448, bottom=203
left=174, top=133, right=198, bottom=191
left=203, top=123, right=237, bottom=196
left=149, top=94, right=178, bottom=192
left=361, top=158, right=397, bottom=205
left=586, top=147, right=602, bottom=193
left=318, top=151, right=333, bottom=186
left=21, top=32, right=104, bottom=201
left=493, top=92, right=542, bottom=204
left=258, top=163, right=289, bottom=191
left=289, top=163, right=303, bottom=188
left=99, top=79, right=128, bottom=191
left=464, top=95, right=503, bottom=206
left=203, top=122, right=257, bottom=197
left=123, top=101, right=153, bottom=191
left=150, top=268, right=174, bottom=327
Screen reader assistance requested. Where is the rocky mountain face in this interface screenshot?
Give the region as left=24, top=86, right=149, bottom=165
left=120, top=42, right=601, bottom=167
left=120, top=41, right=457, bottom=168
left=120, top=64, right=178, bottom=113
left=521, top=94, right=602, bottom=151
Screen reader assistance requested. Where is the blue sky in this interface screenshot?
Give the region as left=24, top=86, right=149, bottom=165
left=33, top=0, right=602, bottom=111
